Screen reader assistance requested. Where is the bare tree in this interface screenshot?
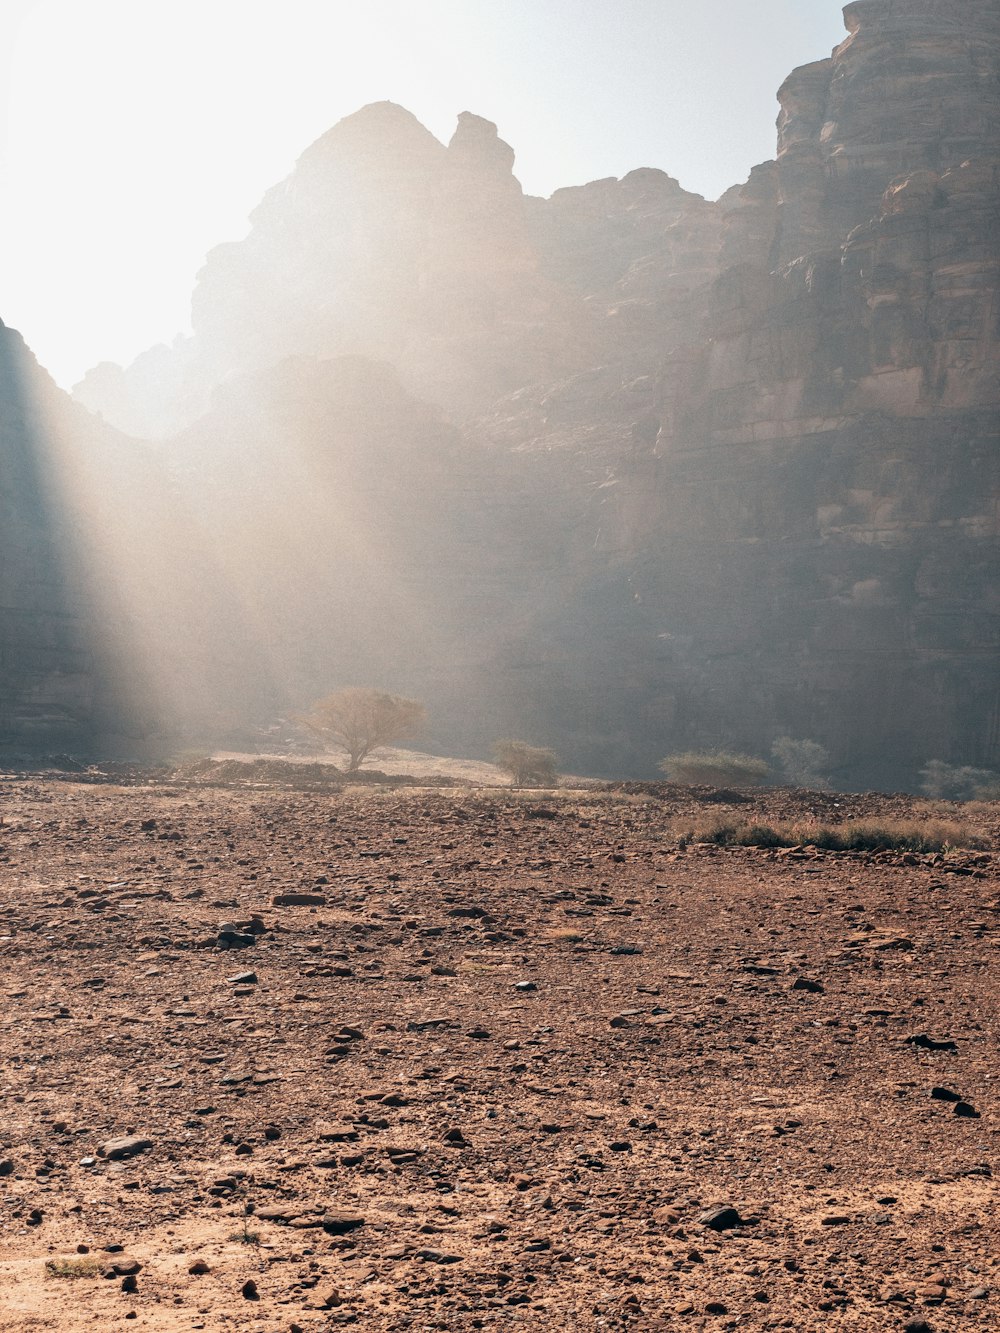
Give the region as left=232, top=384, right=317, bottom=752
left=298, top=688, right=426, bottom=772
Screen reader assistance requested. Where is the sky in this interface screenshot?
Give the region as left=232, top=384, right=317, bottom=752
left=0, top=0, right=849, bottom=389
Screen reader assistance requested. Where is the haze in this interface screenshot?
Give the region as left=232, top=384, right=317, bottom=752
left=0, top=0, right=848, bottom=388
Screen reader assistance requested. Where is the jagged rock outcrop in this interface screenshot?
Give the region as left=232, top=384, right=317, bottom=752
left=49, top=0, right=1000, bottom=783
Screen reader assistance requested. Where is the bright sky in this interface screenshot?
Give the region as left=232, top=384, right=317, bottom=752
left=0, top=0, right=849, bottom=388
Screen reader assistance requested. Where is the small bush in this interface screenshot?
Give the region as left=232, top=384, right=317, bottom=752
left=493, top=739, right=558, bottom=788
left=660, top=751, right=769, bottom=787
left=771, top=737, right=830, bottom=789
left=44, top=1257, right=104, bottom=1279
left=677, top=815, right=976, bottom=853
left=919, top=760, right=999, bottom=801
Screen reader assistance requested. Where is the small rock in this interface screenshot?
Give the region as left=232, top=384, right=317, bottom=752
left=930, top=1087, right=961, bottom=1102
left=416, top=1248, right=462, bottom=1264
left=188, top=1260, right=211, bottom=1275
left=98, top=1135, right=154, bottom=1161
left=791, top=977, right=824, bottom=993
left=906, top=1034, right=957, bottom=1053
left=315, top=1122, right=358, bottom=1143
left=272, top=892, right=327, bottom=907
left=120, top=1274, right=138, bottom=1294
left=321, top=1213, right=365, bottom=1235
left=698, top=1207, right=743, bottom=1232
left=0, top=1160, right=14, bottom=1176
left=514, top=981, right=537, bottom=992
left=954, top=1101, right=980, bottom=1118
left=903, top=1321, right=934, bottom=1333
left=226, top=971, right=257, bottom=984
left=109, top=1257, right=142, bottom=1276
left=241, top=1279, right=259, bottom=1300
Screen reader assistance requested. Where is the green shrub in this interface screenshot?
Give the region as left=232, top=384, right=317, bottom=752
left=659, top=750, right=769, bottom=787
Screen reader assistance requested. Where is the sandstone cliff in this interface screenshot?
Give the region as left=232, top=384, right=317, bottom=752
left=35, top=0, right=1000, bottom=782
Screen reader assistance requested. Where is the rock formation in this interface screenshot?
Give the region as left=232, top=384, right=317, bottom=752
left=0, top=322, right=93, bottom=745
left=19, top=0, right=999, bottom=783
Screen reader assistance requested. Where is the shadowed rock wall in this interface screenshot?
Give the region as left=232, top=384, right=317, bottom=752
left=47, top=0, right=1000, bottom=783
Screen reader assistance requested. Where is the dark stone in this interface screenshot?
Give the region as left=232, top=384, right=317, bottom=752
left=906, top=1034, right=958, bottom=1053
left=930, top=1086, right=961, bottom=1102
left=321, top=1213, right=366, bottom=1235
left=698, top=1207, right=743, bottom=1231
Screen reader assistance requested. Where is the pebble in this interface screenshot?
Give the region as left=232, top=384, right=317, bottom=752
left=241, top=1278, right=259, bottom=1300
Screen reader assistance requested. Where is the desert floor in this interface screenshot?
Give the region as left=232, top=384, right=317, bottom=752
left=0, top=771, right=997, bottom=1331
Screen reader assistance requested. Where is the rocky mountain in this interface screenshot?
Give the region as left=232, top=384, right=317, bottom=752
left=8, top=0, right=997, bottom=783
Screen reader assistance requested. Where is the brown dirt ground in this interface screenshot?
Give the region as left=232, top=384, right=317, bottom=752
left=0, top=775, right=997, bottom=1331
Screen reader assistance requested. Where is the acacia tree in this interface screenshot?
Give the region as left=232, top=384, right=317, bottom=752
left=493, top=739, right=558, bottom=788
left=298, top=688, right=426, bottom=772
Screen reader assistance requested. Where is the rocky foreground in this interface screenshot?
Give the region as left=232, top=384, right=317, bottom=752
left=0, top=776, right=998, bottom=1330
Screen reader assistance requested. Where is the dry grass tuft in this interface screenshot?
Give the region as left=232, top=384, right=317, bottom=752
left=44, top=1257, right=104, bottom=1279
left=676, top=816, right=982, bottom=853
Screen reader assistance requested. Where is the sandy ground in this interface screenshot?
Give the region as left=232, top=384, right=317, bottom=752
left=0, top=774, right=997, bottom=1330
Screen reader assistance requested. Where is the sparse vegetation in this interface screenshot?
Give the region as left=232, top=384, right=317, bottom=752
left=493, top=739, right=558, bottom=788
left=296, top=687, right=426, bottom=772
left=919, top=760, right=1000, bottom=801
left=660, top=750, right=769, bottom=787
left=771, top=736, right=830, bottom=789
left=44, top=1257, right=104, bottom=1279
left=676, top=815, right=978, bottom=853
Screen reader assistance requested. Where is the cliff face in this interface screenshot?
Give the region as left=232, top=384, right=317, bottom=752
left=54, top=0, right=1000, bottom=782
left=0, top=325, right=93, bottom=744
